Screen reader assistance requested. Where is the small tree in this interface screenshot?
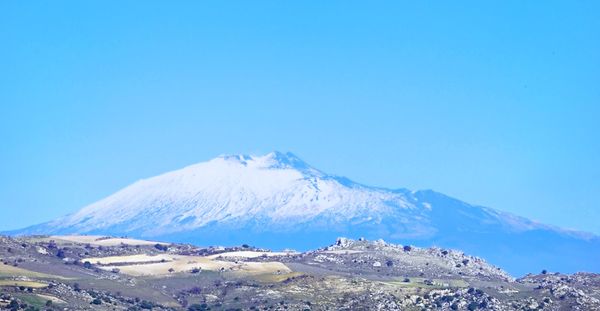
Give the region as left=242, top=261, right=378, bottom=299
left=8, top=300, right=19, bottom=311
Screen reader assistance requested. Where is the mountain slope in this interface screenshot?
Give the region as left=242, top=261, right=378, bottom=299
left=11, top=151, right=600, bottom=275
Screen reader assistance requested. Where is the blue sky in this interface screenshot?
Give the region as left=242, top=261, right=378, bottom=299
left=1, top=1, right=599, bottom=233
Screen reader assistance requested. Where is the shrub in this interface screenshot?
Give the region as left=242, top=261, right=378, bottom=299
left=8, top=300, right=19, bottom=311
left=139, top=300, right=155, bottom=309
left=154, top=244, right=168, bottom=251
left=188, top=303, right=209, bottom=311
left=91, top=298, right=102, bottom=305
left=56, top=249, right=66, bottom=259
left=403, top=245, right=412, bottom=252
left=83, top=261, right=92, bottom=269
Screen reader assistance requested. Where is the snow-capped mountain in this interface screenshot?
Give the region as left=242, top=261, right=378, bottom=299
left=11, top=152, right=600, bottom=275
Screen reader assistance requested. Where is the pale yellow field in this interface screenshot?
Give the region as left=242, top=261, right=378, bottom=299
left=0, top=280, right=48, bottom=288
left=48, top=235, right=168, bottom=246
left=235, top=261, right=291, bottom=275
left=252, top=272, right=304, bottom=283
left=99, top=256, right=234, bottom=276
left=85, top=254, right=292, bottom=277
left=0, top=265, right=67, bottom=279
left=36, top=294, right=66, bottom=304
left=86, top=254, right=176, bottom=265
left=205, top=250, right=296, bottom=259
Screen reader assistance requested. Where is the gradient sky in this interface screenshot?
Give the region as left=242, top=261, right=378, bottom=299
left=1, top=1, right=599, bottom=234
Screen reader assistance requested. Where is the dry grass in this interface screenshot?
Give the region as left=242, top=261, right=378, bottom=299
left=382, top=277, right=469, bottom=288
left=97, top=255, right=235, bottom=276
left=0, top=280, right=48, bottom=288
left=235, top=261, right=291, bottom=275
left=252, top=272, right=304, bottom=283
left=35, top=294, right=66, bottom=304
left=86, top=254, right=176, bottom=265
left=0, top=265, right=66, bottom=279
left=205, top=251, right=296, bottom=259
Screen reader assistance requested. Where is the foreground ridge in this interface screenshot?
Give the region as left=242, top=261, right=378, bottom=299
left=0, top=235, right=599, bottom=310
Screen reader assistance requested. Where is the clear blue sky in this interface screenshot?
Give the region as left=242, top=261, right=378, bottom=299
left=1, top=1, right=599, bottom=234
